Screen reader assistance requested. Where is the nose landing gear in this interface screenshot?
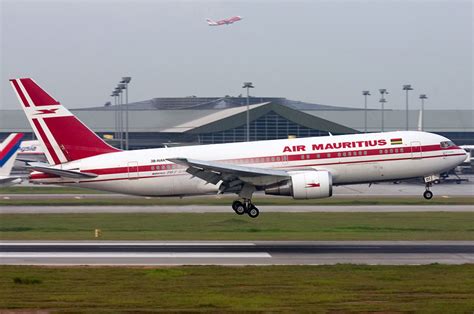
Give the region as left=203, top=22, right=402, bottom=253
left=423, top=189, right=433, bottom=200
left=231, top=199, right=259, bottom=218
left=423, top=176, right=439, bottom=200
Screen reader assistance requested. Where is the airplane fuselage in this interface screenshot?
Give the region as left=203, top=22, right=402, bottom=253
left=30, top=131, right=466, bottom=197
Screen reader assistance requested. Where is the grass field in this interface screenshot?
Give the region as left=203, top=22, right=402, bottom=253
left=1, top=212, right=474, bottom=240
left=1, top=265, right=473, bottom=312
left=1, top=196, right=473, bottom=206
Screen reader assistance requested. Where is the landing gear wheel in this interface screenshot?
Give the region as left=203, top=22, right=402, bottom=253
left=232, top=200, right=246, bottom=215
left=232, top=200, right=241, bottom=210
left=247, top=205, right=259, bottom=218
left=423, top=190, right=433, bottom=200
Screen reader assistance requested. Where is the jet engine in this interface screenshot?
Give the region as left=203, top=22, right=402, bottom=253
left=265, top=170, right=333, bottom=199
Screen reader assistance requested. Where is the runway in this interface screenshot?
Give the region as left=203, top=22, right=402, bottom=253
left=1, top=241, right=473, bottom=265
left=1, top=204, right=473, bottom=213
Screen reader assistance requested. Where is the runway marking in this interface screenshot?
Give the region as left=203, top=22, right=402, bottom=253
left=0, top=242, right=256, bottom=246
left=0, top=252, right=271, bottom=258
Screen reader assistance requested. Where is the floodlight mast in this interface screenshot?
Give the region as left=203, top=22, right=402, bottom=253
left=403, top=84, right=414, bottom=131
left=242, top=82, right=254, bottom=142
left=362, top=91, right=371, bottom=133
left=114, top=87, right=123, bottom=148
left=111, top=91, right=119, bottom=141
left=117, top=84, right=127, bottom=150
left=379, top=89, right=389, bottom=132
left=120, top=77, right=132, bottom=150
left=419, top=94, right=428, bottom=131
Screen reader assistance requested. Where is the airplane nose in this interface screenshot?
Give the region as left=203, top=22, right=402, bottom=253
left=458, top=149, right=468, bottom=163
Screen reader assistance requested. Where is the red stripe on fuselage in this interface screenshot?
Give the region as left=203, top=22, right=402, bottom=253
left=10, top=80, right=30, bottom=107
left=32, top=118, right=61, bottom=164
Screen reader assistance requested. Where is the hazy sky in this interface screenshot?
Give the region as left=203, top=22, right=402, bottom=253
left=1, top=0, right=472, bottom=110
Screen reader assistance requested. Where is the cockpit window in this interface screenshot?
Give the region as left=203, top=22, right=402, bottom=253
left=440, top=141, right=455, bottom=148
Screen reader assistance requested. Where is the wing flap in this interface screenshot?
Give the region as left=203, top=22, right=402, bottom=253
left=168, top=158, right=290, bottom=190
left=169, top=158, right=289, bottom=178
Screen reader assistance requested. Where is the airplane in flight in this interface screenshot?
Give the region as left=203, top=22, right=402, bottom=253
left=10, top=78, right=467, bottom=218
left=206, top=16, right=242, bottom=26
left=0, top=133, right=24, bottom=187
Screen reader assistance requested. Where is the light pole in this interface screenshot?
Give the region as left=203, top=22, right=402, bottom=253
left=242, top=82, right=254, bottom=142
left=116, top=85, right=126, bottom=150
left=403, top=84, right=413, bottom=130
left=419, top=94, right=427, bottom=131
left=111, top=91, right=119, bottom=142
left=362, top=91, right=371, bottom=133
left=379, top=89, right=389, bottom=132
left=120, top=77, right=131, bottom=150
left=114, top=87, right=122, bottom=149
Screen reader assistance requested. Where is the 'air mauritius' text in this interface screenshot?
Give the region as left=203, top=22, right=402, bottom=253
left=283, top=139, right=387, bottom=153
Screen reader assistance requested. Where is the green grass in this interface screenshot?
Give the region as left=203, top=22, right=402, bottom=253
left=1, top=265, right=473, bottom=312
left=1, top=212, right=474, bottom=240
left=1, top=196, right=473, bottom=206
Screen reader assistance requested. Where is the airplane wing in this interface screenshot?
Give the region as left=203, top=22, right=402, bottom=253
left=26, top=162, right=98, bottom=179
left=168, top=158, right=290, bottom=195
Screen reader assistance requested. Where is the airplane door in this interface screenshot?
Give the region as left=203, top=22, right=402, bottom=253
left=127, top=161, right=139, bottom=179
left=410, top=141, right=422, bottom=159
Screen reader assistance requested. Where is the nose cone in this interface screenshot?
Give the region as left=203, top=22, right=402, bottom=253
left=451, top=148, right=468, bottom=168
left=459, top=148, right=469, bottom=163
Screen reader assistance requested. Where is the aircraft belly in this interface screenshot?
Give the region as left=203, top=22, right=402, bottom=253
left=71, top=173, right=218, bottom=197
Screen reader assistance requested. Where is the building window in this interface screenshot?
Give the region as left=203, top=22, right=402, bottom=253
left=198, top=111, right=331, bottom=144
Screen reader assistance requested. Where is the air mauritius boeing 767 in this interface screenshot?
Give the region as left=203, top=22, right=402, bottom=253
left=10, top=78, right=466, bottom=218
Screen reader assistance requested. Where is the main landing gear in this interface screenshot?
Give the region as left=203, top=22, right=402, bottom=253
left=232, top=199, right=259, bottom=218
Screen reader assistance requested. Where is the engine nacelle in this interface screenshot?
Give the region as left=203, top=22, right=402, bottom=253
left=265, top=170, right=333, bottom=199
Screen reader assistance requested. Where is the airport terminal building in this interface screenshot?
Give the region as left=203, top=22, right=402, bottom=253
left=1, top=96, right=473, bottom=148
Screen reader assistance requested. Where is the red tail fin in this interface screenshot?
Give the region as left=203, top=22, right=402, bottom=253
left=10, top=78, right=119, bottom=165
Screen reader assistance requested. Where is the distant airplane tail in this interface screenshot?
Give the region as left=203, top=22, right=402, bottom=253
left=0, top=133, right=23, bottom=176
left=10, top=78, right=120, bottom=165
left=206, top=18, right=217, bottom=25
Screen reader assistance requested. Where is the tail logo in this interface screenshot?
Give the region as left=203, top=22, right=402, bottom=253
left=35, top=108, right=59, bottom=115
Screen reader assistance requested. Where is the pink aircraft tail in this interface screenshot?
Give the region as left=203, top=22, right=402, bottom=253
left=10, top=78, right=119, bottom=165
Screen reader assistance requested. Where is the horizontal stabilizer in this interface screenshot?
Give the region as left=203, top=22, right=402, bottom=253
left=0, top=177, right=22, bottom=186
left=26, top=162, right=98, bottom=179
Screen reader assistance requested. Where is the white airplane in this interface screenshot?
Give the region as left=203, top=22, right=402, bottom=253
left=0, top=133, right=24, bottom=187
left=10, top=78, right=467, bottom=218
left=206, top=16, right=242, bottom=26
